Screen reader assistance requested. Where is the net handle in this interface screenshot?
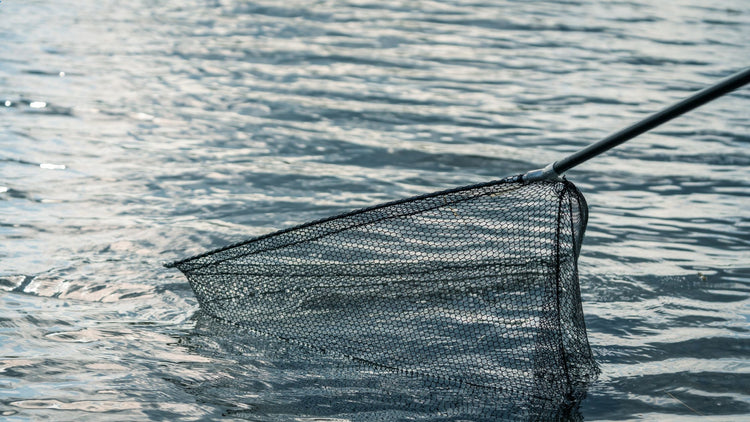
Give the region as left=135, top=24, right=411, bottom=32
left=523, top=67, right=750, bottom=182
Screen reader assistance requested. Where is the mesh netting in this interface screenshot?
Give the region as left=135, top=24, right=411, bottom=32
left=167, top=178, right=599, bottom=417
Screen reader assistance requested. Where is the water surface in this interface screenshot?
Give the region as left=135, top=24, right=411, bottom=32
left=1, top=0, right=749, bottom=420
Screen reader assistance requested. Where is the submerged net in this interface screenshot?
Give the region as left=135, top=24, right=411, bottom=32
left=167, top=178, right=599, bottom=417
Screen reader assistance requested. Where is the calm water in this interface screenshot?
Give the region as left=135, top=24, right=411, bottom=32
left=1, top=0, right=749, bottom=420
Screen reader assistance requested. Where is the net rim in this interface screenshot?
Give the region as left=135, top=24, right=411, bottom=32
left=165, top=174, right=576, bottom=269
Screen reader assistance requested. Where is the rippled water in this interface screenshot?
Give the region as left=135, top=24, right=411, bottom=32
left=1, top=0, right=749, bottom=420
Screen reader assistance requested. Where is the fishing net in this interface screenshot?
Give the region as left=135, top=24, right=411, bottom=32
left=167, top=177, right=599, bottom=418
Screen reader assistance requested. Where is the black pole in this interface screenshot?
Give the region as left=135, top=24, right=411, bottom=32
left=523, top=67, right=750, bottom=181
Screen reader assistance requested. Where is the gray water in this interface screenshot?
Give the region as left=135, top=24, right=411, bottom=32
left=1, top=0, right=749, bottom=420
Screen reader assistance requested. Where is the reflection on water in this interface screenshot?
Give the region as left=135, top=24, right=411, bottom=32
left=1, top=0, right=749, bottom=420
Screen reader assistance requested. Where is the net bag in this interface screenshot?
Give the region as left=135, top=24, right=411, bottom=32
left=167, top=178, right=599, bottom=415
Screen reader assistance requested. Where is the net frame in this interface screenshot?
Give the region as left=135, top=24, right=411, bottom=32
left=167, top=177, right=599, bottom=415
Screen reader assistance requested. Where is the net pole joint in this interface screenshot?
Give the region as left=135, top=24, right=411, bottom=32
left=521, top=162, right=560, bottom=183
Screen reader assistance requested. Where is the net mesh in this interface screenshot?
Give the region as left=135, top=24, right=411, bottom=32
left=168, top=178, right=599, bottom=417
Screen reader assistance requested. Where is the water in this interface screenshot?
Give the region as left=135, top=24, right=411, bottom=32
left=1, top=0, right=748, bottom=420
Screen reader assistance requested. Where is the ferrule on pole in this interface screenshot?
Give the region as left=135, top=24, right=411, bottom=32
left=521, top=162, right=560, bottom=183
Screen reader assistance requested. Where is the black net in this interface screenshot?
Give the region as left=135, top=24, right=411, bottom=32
left=167, top=178, right=599, bottom=418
